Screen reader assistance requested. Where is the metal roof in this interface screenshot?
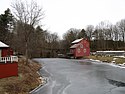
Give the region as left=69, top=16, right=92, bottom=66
left=70, top=44, right=80, bottom=49
left=72, top=38, right=83, bottom=44
left=0, top=41, right=9, bottom=48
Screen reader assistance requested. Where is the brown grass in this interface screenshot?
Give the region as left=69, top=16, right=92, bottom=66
left=0, top=57, right=41, bottom=94
left=115, top=57, right=125, bottom=64
left=88, top=55, right=113, bottom=62
left=88, top=55, right=125, bottom=64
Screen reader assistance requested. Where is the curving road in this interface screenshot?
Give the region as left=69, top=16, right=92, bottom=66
left=32, top=58, right=125, bottom=94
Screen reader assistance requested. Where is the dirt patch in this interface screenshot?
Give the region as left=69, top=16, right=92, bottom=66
left=0, top=56, right=42, bottom=94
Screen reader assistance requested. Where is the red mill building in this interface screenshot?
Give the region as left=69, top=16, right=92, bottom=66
left=70, top=38, right=90, bottom=58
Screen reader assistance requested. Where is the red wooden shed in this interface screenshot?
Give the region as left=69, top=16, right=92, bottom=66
left=0, top=41, right=18, bottom=78
left=70, top=38, right=90, bottom=58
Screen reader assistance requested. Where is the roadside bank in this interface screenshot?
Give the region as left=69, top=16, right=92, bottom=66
left=0, top=56, right=42, bottom=94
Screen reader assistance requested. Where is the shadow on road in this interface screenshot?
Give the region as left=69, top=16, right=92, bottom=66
left=107, top=78, right=125, bottom=87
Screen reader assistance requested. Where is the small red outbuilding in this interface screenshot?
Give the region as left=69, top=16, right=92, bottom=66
left=0, top=41, right=18, bottom=78
left=70, top=38, right=90, bottom=58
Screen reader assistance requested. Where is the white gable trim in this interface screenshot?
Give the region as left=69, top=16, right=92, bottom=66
left=72, top=38, right=83, bottom=44
left=0, top=41, right=9, bottom=48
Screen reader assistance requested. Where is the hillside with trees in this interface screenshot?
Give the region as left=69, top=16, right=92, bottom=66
left=62, top=20, right=125, bottom=53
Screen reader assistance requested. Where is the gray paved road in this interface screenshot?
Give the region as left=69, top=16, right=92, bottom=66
left=32, top=58, right=125, bottom=94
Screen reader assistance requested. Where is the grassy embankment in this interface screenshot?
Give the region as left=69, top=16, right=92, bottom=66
left=0, top=57, right=42, bottom=94
left=88, top=55, right=125, bottom=64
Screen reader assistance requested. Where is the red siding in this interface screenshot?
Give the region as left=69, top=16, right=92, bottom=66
left=0, top=63, right=18, bottom=78
left=82, top=40, right=90, bottom=56
left=10, top=49, right=13, bottom=55
left=1, top=48, right=13, bottom=57
left=2, top=48, right=8, bottom=57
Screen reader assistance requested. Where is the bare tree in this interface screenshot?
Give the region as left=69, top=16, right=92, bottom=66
left=11, top=0, right=44, bottom=63
left=96, top=21, right=113, bottom=40
left=116, top=19, right=125, bottom=42
left=49, top=33, right=59, bottom=57
left=62, top=28, right=80, bottom=54
left=86, top=25, right=94, bottom=40
left=112, top=25, right=119, bottom=41
left=11, top=0, right=44, bottom=26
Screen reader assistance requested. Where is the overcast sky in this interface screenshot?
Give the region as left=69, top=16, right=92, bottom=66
left=0, top=0, right=125, bottom=38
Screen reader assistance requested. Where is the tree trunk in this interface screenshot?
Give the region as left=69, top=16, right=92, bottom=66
left=25, top=42, right=28, bottom=64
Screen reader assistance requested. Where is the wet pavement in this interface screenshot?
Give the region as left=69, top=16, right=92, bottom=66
left=32, top=58, right=125, bottom=94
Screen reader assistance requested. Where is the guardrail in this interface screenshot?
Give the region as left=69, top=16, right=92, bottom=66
left=95, top=51, right=125, bottom=56
left=0, top=56, right=18, bottom=63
